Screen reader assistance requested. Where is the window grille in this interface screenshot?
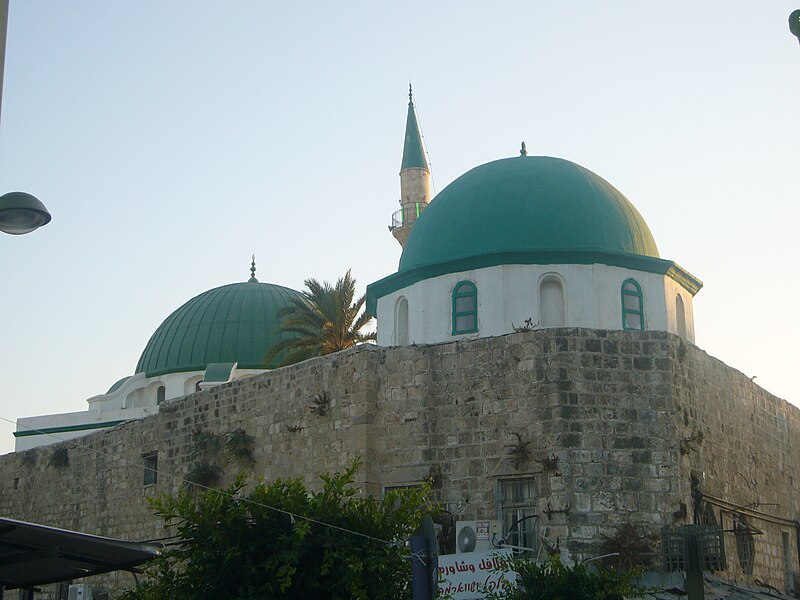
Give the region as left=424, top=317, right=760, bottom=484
left=734, top=514, right=755, bottom=575
left=143, top=452, right=158, bottom=486
left=497, top=478, right=536, bottom=555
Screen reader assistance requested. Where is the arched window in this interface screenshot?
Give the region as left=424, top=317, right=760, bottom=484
left=395, top=297, right=409, bottom=345
left=156, top=385, right=166, bottom=405
left=539, top=276, right=565, bottom=327
left=676, top=294, right=687, bottom=339
left=452, top=281, right=478, bottom=334
left=184, top=376, right=203, bottom=395
left=621, top=279, right=644, bottom=331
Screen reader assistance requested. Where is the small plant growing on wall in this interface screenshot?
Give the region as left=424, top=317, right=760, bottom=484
left=505, top=432, right=531, bottom=470
left=598, top=523, right=657, bottom=569
left=48, top=447, right=69, bottom=469
left=193, top=429, right=223, bottom=457
left=537, top=453, right=561, bottom=475
left=677, top=339, right=688, bottom=362
left=512, top=318, right=539, bottom=332
left=680, top=428, right=704, bottom=455
left=187, top=429, right=225, bottom=488
left=309, top=391, right=330, bottom=416
left=225, top=429, right=256, bottom=466
left=186, top=462, right=223, bottom=488
left=20, top=449, right=36, bottom=467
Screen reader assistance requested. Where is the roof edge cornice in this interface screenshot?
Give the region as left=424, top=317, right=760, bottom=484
left=366, top=249, right=702, bottom=315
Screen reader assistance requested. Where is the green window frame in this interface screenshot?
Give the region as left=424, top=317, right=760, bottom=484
left=452, top=281, right=478, bottom=335
left=621, top=278, right=644, bottom=331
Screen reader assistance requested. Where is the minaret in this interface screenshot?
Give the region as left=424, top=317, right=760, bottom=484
left=390, top=84, right=431, bottom=247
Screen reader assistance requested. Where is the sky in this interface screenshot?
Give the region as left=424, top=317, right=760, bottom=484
left=0, top=2, right=798, bottom=455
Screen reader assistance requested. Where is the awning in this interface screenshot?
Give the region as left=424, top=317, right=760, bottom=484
left=0, top=517, right=160, bottom=589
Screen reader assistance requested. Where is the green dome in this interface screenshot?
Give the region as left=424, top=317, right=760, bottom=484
left=399, top=155, right=659, bottom=273
left=136, top=280, right=302, bottom=377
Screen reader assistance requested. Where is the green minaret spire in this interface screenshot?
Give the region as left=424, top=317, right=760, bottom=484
left=401, top=83, right=428, bottom=171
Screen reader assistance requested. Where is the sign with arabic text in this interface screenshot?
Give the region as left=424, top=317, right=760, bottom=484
left=437, top=550, right=516, bottom=600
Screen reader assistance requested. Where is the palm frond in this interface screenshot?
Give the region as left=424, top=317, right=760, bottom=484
left=264, top=269, right=376, bottom=368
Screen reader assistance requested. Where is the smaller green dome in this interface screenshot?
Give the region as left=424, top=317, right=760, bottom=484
left=399, top=156, right=659, bottom=273
left=136, top=280, right=301, bottom=377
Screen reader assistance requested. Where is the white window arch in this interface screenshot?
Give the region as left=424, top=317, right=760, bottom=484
left=395, top=296, right=410, bottom=346
left=184, top=375, right=204, bottom=396
left=539, top=274, right=566, bottom=327
left=676, top=294, right=687, bottom=339
left=144, top=381, right=166, bottom=408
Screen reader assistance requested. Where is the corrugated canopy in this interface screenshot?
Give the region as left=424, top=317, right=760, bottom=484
left=0, top=517, right=160, bottom=589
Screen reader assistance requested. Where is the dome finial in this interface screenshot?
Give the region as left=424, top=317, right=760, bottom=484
left=520, top=141, right=527, bottom=157
left=409, top=82, right=413, bottom=103
left=248, top=255, right=258, bottom=283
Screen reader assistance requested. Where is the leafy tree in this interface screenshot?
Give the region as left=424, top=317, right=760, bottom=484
left=265, top=269, right=375, bottom=367
left=120, top=462, right=431, bottom=600
left=484, top=553, right=647, bottom=600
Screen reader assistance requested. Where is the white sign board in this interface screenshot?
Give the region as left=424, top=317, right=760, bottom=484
left=437, top=550, right=516, bottom=599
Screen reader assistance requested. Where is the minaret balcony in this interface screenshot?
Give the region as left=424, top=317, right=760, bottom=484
left=389, top=203, right=426, bottom=231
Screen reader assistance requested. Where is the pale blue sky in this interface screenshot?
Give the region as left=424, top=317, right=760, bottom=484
left=1, top=2, right=798, bottom=454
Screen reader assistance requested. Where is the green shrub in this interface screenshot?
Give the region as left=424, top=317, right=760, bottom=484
left=118, top=460, right=432, bottom=600
left=485, top=553, right=647, bottom=600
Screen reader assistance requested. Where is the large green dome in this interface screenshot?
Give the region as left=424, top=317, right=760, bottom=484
left=136, top=279, right=301, bottom=377
left=399, top=155, right=659, bottom=273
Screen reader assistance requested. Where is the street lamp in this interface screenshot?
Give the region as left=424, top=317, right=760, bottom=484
left=0, top=191, right=51, bottom=234
left=0, top=0, right=51, bottom=235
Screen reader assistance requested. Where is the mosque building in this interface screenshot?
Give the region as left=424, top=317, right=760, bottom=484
left=17, top=87, right=700, bottom=452
left=5, top=89, right=800, bottom=596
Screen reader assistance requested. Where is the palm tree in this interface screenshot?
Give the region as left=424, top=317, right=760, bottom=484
left=265, top=269, right=376, bottom=367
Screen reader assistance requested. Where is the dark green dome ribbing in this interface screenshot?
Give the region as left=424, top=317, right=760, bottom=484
left=136, top=280, right=302, bottom=377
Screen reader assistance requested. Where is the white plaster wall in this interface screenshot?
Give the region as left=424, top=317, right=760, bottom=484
left=663, top=276, right=696, bottom=343
left=85, top=371, right=200, bottom=413
left=15, top=367, right=272, bottom=450
left=376, top=263, right=695, bottom=346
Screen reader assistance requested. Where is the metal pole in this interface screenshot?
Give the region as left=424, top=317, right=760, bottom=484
left=411, top=535, right=431, bottom=600
left=685, top=526, right=705, bottom=600
left=0, top=0, right=9, bottom=125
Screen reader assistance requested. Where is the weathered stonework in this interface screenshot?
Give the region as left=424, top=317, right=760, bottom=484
left=2, top=329, right=799, bottom=597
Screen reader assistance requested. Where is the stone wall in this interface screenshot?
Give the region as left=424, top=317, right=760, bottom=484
left=1, top=329, right=798, bottom=597
left=672, top=342, right=800, bottom=587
